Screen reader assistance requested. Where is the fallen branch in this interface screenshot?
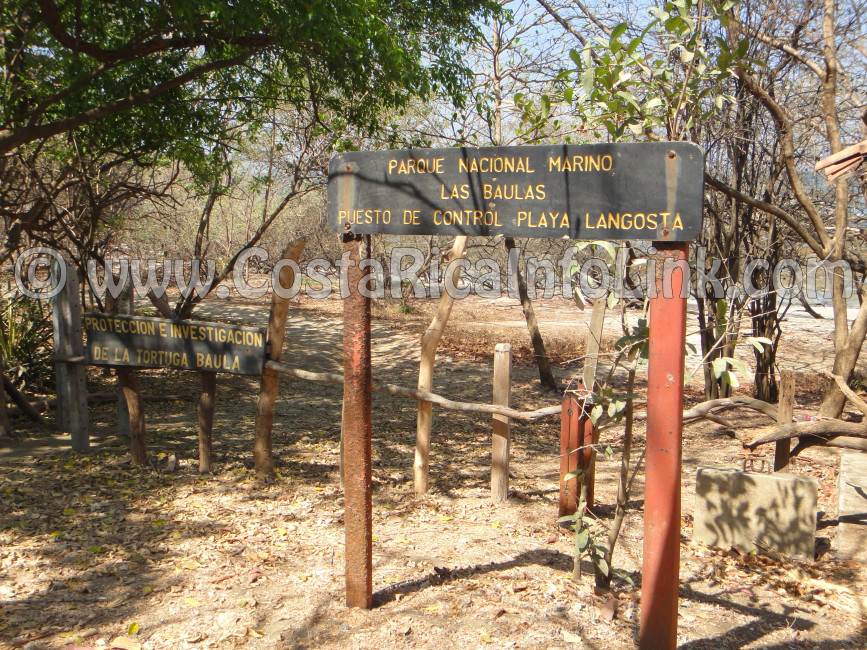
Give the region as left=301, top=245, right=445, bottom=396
left=743, top=420, right=867, bottom=448
left=2, top=375, right=46, bottom=425
left=7, top=392, right=193, bottom=416
left=265, top=360, right=562, bottom=422
left=632, top=396, right=777, bottom=427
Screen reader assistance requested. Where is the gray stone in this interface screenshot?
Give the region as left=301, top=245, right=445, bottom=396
left=836, top=451, right=867, bottom=562
left=693, top=466, right=818, bottom=559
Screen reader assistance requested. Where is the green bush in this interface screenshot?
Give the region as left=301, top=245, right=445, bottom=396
left=0, top=293, right=54, bottom=392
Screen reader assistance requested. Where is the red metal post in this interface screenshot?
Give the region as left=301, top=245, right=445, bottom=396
left=342, top=233, right=373, bottom=608
left=639, top=241, right=688, bottom=649
left=559, top=385, right=595, bottom=517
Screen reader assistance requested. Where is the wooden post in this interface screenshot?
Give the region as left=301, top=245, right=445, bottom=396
left=198, top=372, right=217, bottom=473
left=415, top=236, right=468, bottom=495
left=51, top=263, right=89, bottom=451
left=491, top=343, right=512, bottom=502
left=774, top=371, right=795, bottom=472
left=117, top=369, right=146, bottom=464
left=342, top=233, right=373, bottom=609
left=559, top=388, right=595, bottom=517
left=116, top=277, right=134, bottom=437
left=253, top=239, right=306, bottom=476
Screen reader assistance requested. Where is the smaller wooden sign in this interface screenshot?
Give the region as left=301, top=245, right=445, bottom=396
left=84, top=314, right=265, bottom=375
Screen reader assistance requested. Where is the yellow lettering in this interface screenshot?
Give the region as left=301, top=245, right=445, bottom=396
left=673, top=214, right=683, bottom=230
left=660, top=212, right=670, bottom=228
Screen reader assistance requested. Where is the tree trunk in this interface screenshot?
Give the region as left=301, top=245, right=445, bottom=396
left=504, top=237, right=558, bottom=391
left=254, top=239, right=306, bottom=477
left=415, top=236, right=468, bottom=495
left=818, top=282, right=867, bottom=418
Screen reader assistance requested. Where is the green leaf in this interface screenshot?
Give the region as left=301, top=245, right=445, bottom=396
left=611, top=22, right=628, bottom=42
left=747, top=336, right=772, bottom=352
left=564, top=469, right=585, bottom=481
left=721, top=356, right=750, bottom=375
left=570, top=48, right=583, bottom=67
left=712, top=357, right=728, bottom=379
left=590, top=404, right=604, bottom=424
left=595, top=557, right=610, bottom=576
left=575, top=527, right=590, bottom=552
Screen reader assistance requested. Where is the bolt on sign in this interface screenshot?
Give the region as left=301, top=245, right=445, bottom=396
left=328, top=142, right=704, bottom=240
left=83, top=314, right=265, bottom=375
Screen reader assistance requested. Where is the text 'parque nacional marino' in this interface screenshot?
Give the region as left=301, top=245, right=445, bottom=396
left=83, top=314, right=265, bottom=375
left=327, top=142, right=704, bottom=241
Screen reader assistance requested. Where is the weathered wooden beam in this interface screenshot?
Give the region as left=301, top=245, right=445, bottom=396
left=264, top=360, right=562, bottom=422
left=491, top=343, right=512, bottom=503
left=253, top=238, right=306, bottom=477
left=774, top=371, right=795, bottom=471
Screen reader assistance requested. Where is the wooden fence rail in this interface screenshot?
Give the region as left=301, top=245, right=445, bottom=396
left=263, top=360, right=561, bottom=422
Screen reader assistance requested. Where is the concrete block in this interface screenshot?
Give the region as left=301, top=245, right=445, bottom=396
left=693, top=466, right=818, bottom=560
left=836, top=451, right=867, bottom=562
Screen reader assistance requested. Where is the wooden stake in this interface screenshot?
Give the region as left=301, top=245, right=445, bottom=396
left=415, top=236, right=467, bottom=495
left=117, top=369, right=146, bottom=465
left=774, top=370, right=795, bottom=472
left=51, top=263, right=89, bottom=451
left=198, top=372, right=217, bottom=473
left=253, top=238, right=306, bottom=477
left=491, top=343, right=512, bottom=502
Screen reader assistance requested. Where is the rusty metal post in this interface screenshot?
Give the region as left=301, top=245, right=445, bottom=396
left=559, top=386, right=595, bottom=517
left=342, top=232, right=373, bottom=609
left=639, top=241, right=688, bottom=649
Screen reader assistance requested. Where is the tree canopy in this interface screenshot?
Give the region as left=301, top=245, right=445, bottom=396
left=0, top=0, right=495, bottom=158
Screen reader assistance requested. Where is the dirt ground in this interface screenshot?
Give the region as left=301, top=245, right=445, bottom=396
left=1, top=292, right=865, bottom=649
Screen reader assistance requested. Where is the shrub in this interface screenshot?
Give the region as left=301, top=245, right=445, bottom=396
left=0, top=293, right=54, bottom=392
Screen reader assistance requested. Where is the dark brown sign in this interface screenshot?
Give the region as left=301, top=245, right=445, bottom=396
left=327, top=142, right=704, bottom=240
left=83, top=314, right=265, bottom=375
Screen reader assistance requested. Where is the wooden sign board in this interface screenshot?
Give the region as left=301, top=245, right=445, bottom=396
left=327, top=142, right=703, bottom=240
left=84, top=314, right=265, bottom=375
